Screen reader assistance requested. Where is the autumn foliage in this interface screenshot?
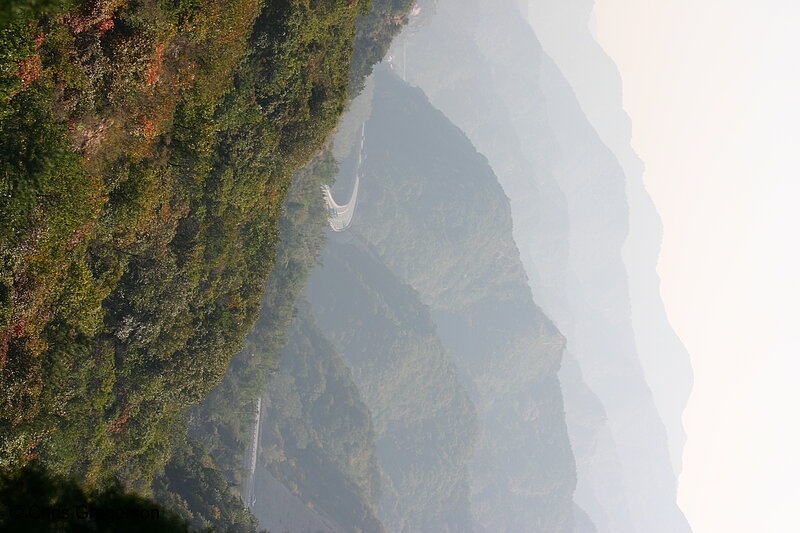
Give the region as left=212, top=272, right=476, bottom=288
left=0, top=0, right=414, bottom=529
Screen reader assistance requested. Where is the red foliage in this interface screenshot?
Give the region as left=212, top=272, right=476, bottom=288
left=21, top=439, right=42, bottom=464
left=11, top=31, right=45, bottom=92
left=107, top=406, right=130, bottom=434
left=13, top=322, right=25, bottom=337
left=158, top=199, right=171, bottom=221
left=268, top=187, right=280, bottom=206
left=65, top=12, right=89, bottom=34
left=97, top=18, right=115, bottom=35
left=139, top=114, right=157, bottom=141
left=65, top=0, right=127, bottom=35
left=145, top=42, right=165, bottom=86
left=16, top=54, right=42, bottom=85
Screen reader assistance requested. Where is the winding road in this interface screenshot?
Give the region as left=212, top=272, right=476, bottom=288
left=244, top=125, right=366, bottom=511
left=322, top=124, right=365, bottom=232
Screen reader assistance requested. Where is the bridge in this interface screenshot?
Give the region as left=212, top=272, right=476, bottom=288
left=322, top=124, right=365, bottom=232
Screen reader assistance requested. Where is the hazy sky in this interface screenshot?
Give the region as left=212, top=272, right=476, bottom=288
left=593, top=1, right=800, bottom=532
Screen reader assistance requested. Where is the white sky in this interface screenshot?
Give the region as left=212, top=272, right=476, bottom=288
left=593, top=1, right=800, bottom=532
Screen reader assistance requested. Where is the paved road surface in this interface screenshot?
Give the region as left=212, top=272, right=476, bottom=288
left=323, top=124, right=365, bottom=232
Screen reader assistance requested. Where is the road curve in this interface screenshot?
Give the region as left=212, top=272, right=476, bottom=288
left=323, top=124, right=365, bottom=232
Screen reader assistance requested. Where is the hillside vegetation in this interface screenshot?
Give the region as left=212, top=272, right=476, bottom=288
left=308, top=237, right=478, bottom=533
left=0, top=0, right=415, bottom=529
left=352, top=70, right=576, bottom=532
left=256, top=301, right=385, bottom=533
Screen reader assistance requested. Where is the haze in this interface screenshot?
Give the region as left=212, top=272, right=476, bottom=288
left=1, top=1, right=790, bottom=532
left=593, top=1, right=800, bottom=532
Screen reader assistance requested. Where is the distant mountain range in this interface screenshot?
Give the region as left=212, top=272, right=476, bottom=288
left=238, top=0, right=694, bottom=528
left=392, top=0, right=693, bottom=530
left=0, top=1, right=693, bottom=531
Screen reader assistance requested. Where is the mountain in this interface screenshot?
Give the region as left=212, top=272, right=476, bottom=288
left=1, top=1, right=693, bottom=532
left=0, top=0, right=370, bottom=486
left=395, top=1, right=690, bottom=531
left=526, top=0, right=693, bottom=476
left=0, top=0, right=416, bottom=529
left=341, top=69, right=577, bottom=532
left=253, top=301, right=384, bottom=533
left=308, top=234, right=478, bottom=533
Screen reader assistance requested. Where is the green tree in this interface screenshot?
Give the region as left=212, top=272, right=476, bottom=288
left=0, top=463, right=189, bottom=532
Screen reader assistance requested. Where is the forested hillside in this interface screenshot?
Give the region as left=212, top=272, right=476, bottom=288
left=351, top=70, right=576, bottom=532
left=308, top=236, right=478, bottom=533
left=0, top=0, right=414, bottom=529
left=254, top=301, right=384, bottom=533
left=0, top=2, right=643, bottom=532
left=396, top=1, right=691, bottom=531
left=1, top=0, right=360, bottom=481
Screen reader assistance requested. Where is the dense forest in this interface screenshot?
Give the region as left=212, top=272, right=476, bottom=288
left=396, top=1, right=692, bottom=530
left=0, top=0, right=414, bottom=530
left=343, top=70, right=576, bottom=532
left=309, top=236, right=478, bottom=533
left=254, top=301, right=384, bottom=533
left=0, top=463, right=191, bottom=532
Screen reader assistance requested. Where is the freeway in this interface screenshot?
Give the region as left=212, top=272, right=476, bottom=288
left=322, top=124, right=365, bottom=232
